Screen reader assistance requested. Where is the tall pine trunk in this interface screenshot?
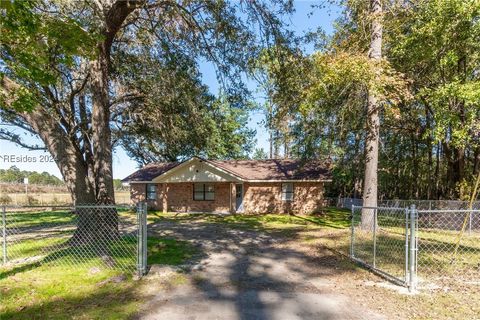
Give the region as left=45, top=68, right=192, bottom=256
left=361, top=0, right=383, bottom=229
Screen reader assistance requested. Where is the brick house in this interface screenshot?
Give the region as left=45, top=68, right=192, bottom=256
left=122, top=157, right=332, bottom=214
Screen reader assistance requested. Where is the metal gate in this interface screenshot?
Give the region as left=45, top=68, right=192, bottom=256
left=350, top=205, right=416, bottom=291
left=351, top=205, right=480, bottom=291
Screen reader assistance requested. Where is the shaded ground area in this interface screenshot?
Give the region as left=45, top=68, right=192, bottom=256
left=2, top=209, right=479, bottom=319
left=138, top=216, right=386, bottom=320
left=136, top=211, right=480, bottom=320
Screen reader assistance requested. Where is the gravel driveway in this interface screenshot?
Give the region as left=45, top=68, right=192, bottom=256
left=138, top=218, right=386, bottom=320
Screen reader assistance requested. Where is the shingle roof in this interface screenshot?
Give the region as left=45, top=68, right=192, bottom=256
left=122, top=162, right=180, bottom=182
left=205, top=159, right=331, bottom=181
left=122, top=157, right=332, bottom=182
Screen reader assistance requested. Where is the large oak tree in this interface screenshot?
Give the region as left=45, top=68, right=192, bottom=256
left=1, top=0, right=292, bottom=241
left=1, top=0, right=292, bottom=205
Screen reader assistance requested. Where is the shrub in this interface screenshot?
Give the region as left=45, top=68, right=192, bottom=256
left=52, top=196, right=60, bottom=205
left=27, top=195, right=39, bottom=205
left=0, top=194, right=12, bottom=205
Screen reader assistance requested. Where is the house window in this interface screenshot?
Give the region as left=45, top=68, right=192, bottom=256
left=281, top=183, right=294, bottom=201
left=146, top=184, right=157, bottom=200
left=194, top=183, right=215, bottom=201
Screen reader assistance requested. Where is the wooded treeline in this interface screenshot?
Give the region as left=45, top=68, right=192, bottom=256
left=0, top=166, right=63, bottom=185
left=259, top=0, right=480, bottom=200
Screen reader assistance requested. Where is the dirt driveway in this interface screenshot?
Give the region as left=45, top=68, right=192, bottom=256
left=137, top=218, right=387, bottom=320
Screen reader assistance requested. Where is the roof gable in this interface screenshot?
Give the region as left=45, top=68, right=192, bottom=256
left=153, top=158, right=241, bottom=183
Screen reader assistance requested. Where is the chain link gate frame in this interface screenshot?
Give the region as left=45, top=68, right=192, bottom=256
left=137, top=202, right=148, bottom=277
left=1, top=202, right=148, bottom=277
left=350, top=204, right=480, bottom=292
left=350, top=205, right=418, bottom=292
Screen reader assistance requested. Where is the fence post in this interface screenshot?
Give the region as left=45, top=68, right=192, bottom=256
left=350, top=205, right=355, bottom=258
left=373, top=208, right=377, bottom=268
left=142, top=202, right=147, bottom=275
left=469, top=212, right=472, bottom=235
left=409, top=205, right=417, bottom=292
left=137, top=202, right=147, bottom=277
left=2, top=206, right=6, bottom=265
left=404, top=207, right=409, bottom=284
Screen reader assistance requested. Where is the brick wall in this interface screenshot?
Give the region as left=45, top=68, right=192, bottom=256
left=130, top=183, right=145, bottom=202
left=166, top=182, right=230, bottom=213
left=242, top=182, right=324, bottom=214
left=130, top=182, right=230, bottom=213
left=130, top=181, right=324, bottom=214
left=130, top=183, right=162, bottom=210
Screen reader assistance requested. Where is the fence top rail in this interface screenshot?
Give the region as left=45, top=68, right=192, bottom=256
left=75, top=204, right=117, bottom=208
left=416, top=209, right=480, bottom=213
left=351, top=205, right=406, bottom=211
left=2, top=205, right=73, bottom=209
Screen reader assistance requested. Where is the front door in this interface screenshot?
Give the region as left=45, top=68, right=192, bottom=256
left=235, top=184, right=243, bottom=212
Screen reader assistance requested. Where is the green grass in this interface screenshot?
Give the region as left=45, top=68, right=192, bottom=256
left=5, top=207, right=134, bottom=229
left=147, top=238, right=197, bottom=265
left=342, top=223, right=480, bottom=282
left=2, top=236, right=69, bottom=263
left=6, top=210, right=74, bottom=228
left=0, top=264, right=139, bottom=319
left=0, top=236, right=196, bottom=319
left=149, top=208, right=480, bottom=283
left=148, top=207, right=351, bottom=233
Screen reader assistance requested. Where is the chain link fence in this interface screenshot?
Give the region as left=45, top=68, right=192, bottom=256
left=416, top=209, right=480, bottom=283
left=350, top=206, right=410, bottom=287
left=0, top=203, right=147, bottom=276
left=337, top=197, right=480, bottom=210
left=348, top=205, right=480, bottom=291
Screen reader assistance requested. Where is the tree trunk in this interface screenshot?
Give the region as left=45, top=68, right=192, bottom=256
left=90, top=46, right=115, bottom=205
left=473, top=147, right=480, bottom=176
left=23, top=109, right=96, bottom=204
left=435, top=141, right=441, bottom=199
left=73, top=0, right=140, bottom=241
left=361, top=0, right=383, bottom=229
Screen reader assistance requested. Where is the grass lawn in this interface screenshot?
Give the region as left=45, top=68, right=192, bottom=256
left=2, top=207, right=479, bottom=319
left=0, top=237, right=196, bottom=319
left=4, top=209, right=74, bottom=229
left=147, top=207, right=480, bottom=320
left=148, top=207, right=350, bottom=232
left=149, top=207, right=480, bottom=284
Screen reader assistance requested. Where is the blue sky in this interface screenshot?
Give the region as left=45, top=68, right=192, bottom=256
left=0, top=1, right=340, bottom=179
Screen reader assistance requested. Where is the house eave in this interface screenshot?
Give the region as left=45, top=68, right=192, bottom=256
left=127, top=178, right=332, bottom=183
left=244, top=179, right=332, bottom=183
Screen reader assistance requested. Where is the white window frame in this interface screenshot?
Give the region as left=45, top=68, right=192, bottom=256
left=281, top=183, right=294, bottom=201
left=146, top=184, right=157, bottom=200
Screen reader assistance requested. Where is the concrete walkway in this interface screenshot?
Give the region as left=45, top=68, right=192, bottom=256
left=138, top=219, right=386, bottom=320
